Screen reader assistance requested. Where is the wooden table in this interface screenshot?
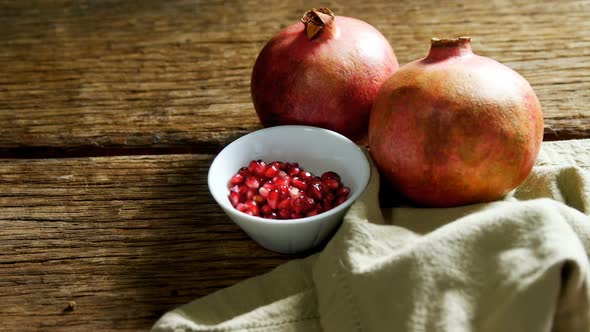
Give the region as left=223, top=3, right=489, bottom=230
left=1, top=0, right=589, bottom=330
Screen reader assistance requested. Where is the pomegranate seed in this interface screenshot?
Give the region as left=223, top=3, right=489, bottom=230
left=289, top=187, right=300, bottom=199
left=229, top=173, right=244, bottom=185
left=323, top=178, right=340, bottom=190
left=245, top=200, right=259, bottom=216
left=262, top=182, right=276, bottom=189
left=260, top=204, right=273, bottom=215
left=246, top=188, right=256, bottom=200
left=278, top=197, right=291, bottom=210
left=238, top=167, right=250, bottom=177
left=337, top=186, right=350, bottom=198
left=264, top=164, right=280, bottom=178
left=292, top=177, right=308, bottom=191
left=321, top=171, right=341, bottom=182
left=293, top=195, right=315, bottom=213
left=288, top=167, right=301, bottom=176
left=267, top=190, right=280, bottom=209
left=227, top=160, right=348, bottom=219
left=304, top=196, right=315, bottom=211
left=274, top=176, right=291, bottom=186
left=229, top=191, right=240, bottom=207
left=253, top=194, right=265, bottom=204
left=230, top=184, right=248, bottom=195
left=286, top=162, right=299, bottom=171
left=265, top=212, right=278, bottom=219
left=278, top=184, right=290, bottom=196
left=278, top=209, right=290, bottom=219
left=254, top=160, right=267, bottom=176
left=258, top=186, right=270, bottom=198
left=300, top=171, right=313, bottom=181
left=306, top=210, right=319, bottom=217
left=325, top=192, right=336, bottom=202
left=236, top=203, right=248, bottom=212
left=310, top=182, right=323, bottom=200
left=271, top=161, right=286, bottom=170
left=247, top=160, right=258, bottom=174
left=245, top=177, right=260, bottom=189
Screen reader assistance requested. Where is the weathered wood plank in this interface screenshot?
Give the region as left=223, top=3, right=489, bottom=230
left=0, top=0, right=588, bottom=154
left=0, top=154, right=294, bottom=331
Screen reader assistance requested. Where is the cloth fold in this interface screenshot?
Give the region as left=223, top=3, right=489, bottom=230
left=153, top=139, right=590, bottom=332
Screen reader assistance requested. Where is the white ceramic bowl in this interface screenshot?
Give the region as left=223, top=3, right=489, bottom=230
left=208, top=125, right=371, bottom=254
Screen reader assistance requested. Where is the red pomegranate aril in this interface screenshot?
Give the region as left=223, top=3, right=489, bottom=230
left=337, top=186, right=351, bottom=197
left=246, top=188, right=257, bottom=200
left=323, top=178, right=341, bottom=190
left=300, top=171, right=313, bottom=181
left=310, top=182, right=323, bottom=200
left=264, top=164, right=280, bottom=178
left=321, top=171, right=341, bottom=182
left=306, top=210, right=320, bottom=217
left=306, top=196, right=315, bottom=209
left=289, top=187, right=300, bottom=199
left=258, top=186, right=269, bottom=198
left=265, top=212, right=278, bottom=219
left=229, top=192, right=241, bottom=207
left=288, top=167, right=301, bottom=176
left=254, top=161, right=268, bottom=176
left=245, top=177, right=260, bottom=189
left=253, top=194, right=265, bottom=204
left=245, top=200, right=260, bottom=216
left=227, top=159, right=350, bottom=219
left=274, top=176, right=291, bottom=186
left=230, top=184, right=248, bottom=195
left=292, top=177, right=308, bottom=191
left=286, top=162, right=299, bottom=170
left=278, top=209, right=290, bottom=219
left=247, top=160, right=258, bottom=174
left=267, top=190, right=280, bottom=209
left=278, top=197, right=291, bottom=210
left=238, top=167, right=250, bottom=177
left=236, top=203, right=249, bottom=212
left=260, top=204, right=273, bottom=215
left=325, top=192, right=336, bottom=202
left=229, top=173, right=244, bottom=186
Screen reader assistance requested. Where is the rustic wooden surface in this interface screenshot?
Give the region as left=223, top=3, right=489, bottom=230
left=0, top=155, right=295, bottom=331
left=1, top=0, right=589, bottom=331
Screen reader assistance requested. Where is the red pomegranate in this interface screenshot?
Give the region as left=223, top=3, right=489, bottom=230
left=369, top=37, right=544, bottom=207
left=251, top=8, right=399, bottom=145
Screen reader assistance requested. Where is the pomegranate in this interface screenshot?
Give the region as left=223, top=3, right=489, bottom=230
left=227, top=160, right=350, bottom=219
left=369, top=37, right=544, bottom=207
left=251, top=8, right=399, bottom=145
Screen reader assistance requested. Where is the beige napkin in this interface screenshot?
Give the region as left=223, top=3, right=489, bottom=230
left=153, top=139, right=590, bottom=332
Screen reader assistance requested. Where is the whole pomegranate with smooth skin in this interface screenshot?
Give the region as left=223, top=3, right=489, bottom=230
left=251, top=8, right=399, bottom=145
left=369, top=37, right=544, bottom=207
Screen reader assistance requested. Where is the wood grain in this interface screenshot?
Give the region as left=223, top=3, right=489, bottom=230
left=0, top=0, right=588, bottom=155
left=0, top=154, right=295, bottom=331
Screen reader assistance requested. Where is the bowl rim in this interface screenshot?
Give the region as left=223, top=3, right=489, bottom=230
left=207, top=125, right=371, bottom=226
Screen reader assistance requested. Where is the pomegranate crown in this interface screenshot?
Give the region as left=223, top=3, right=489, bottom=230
left=301, top=8, right=335, bottom=40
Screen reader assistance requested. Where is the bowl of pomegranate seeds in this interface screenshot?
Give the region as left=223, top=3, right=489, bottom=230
left=208, top=125, right=370, bottom=254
